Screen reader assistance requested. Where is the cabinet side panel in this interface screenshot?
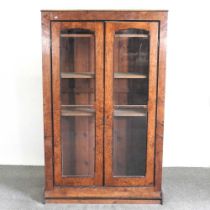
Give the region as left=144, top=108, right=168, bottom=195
left=42, top=12, right=54, bottom=190
left=155, top=16, right=167, bottom=191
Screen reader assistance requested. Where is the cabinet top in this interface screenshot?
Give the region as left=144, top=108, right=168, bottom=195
left=41, top=10, right=168, bottom=12
left=41, top=10, right=168, bottom=22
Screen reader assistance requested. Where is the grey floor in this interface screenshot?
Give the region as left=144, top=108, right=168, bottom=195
left=0, top=166, right=210, bottom=210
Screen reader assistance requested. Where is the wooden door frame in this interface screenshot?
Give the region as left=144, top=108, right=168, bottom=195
left=51, top=21, right=104, bottom=186
left=104, top=21, right=159, bottom=187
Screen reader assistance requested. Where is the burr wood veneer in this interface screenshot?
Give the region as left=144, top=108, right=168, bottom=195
left=41, top=10, right=167, bottom=204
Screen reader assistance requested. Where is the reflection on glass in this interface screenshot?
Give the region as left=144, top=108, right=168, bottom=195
left=60, top=29, right=96, bottom=177
left=113, top=29, right=149, bottom=177
left=114, top=79, right=148, bottom=105
left=113, top=29, right=149, bottom=105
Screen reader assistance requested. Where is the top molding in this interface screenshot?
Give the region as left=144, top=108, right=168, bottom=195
left=41, top=10, right=168, bottom=23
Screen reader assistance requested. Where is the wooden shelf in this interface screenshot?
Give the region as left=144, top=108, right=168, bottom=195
left=114, top=72, right=147, bottom=79
left=115, top=105, right=147, bottom=109
left=114, top=108, right=147, bottom=117
left=61, top=34, right=93, bottom=38
left=62, top=88, right=94, bottom=94
left=61, top=106, right=95, bottom=116
left=115, top=34, right=148, bottom=38
left=61, top=105, right=94, bottom=108
left=61, top=72, right=95, bottom=79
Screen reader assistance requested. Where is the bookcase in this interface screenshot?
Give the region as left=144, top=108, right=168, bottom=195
left=41, top=10, right=167, bottom=204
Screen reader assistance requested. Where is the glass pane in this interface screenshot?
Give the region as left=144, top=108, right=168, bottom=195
left=114, top=79, right=148, bottom=105
left=61, top=115, right=95, bottom=176
left=113, top=29, right=149, bottom=105
left=61, top=79, right=95, bottom=105
left=113, top=116, right=147, bottom=176
left=113, top=29, right=149, bottom=177
left=60, top=29, right=94, bottom=73
left=60, top=29, right=96, bottom=177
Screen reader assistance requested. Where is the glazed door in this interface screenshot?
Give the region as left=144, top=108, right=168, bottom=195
left=105, top=22, right=159, bottom=186
left=51, top=22, right=104, bottom=186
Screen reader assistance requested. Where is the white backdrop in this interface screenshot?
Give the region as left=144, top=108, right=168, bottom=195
left=0, top=0, right=210, bottom=167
